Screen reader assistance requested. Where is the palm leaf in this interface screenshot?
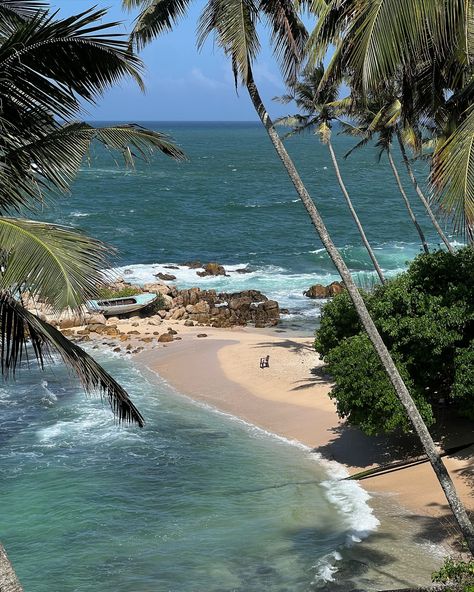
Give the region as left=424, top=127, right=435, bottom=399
left=431, top=107, right=474, bottom=239
left=259, top=0, right=307, bottom=84
left=1, top=123, right=186, bottom=213
left=0, top=8, right=145, bottom=120
left=125, top=0, right=195, bottom=50
left=0, top=292, right=144, bottom=426
left=0, top=218, right=110, bottom=311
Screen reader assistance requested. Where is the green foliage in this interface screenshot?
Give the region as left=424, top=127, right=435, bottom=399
left=432, top=556, right=474, bottom=591
left=97, top=286, right=143, bottom=299
left=316, top=247, right=474, bottom=435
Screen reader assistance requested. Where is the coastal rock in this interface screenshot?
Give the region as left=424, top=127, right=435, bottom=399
left=327, top=281, right=344, bottom=296
left=171, top=307, right=186, bottom=320
left=197, top=334, right=208, bottom=338
left=235, top=268, right=252, bottom=274
left=303, top=282, right=344, bottom=299
left=155, top=272, right=176, bottom=281
left=197, top=262, right=227, bottom=277
left=158, top=333, right=174, bottom=343
left=303, top=284, right=328, bottom=299
left=161, top=294, right=174, bottom=310
left=164, top=265, right=179, bottom=270
left=143, top=283, right=172, bottom=296
left=184, top=320, right=194, bottom=326
left=184, top=260, right=202, bottom=269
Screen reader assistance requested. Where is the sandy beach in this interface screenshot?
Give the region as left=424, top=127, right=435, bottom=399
left=132, top=320, right=474, bottom=541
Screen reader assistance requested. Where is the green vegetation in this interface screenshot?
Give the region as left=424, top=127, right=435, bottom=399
left=433, top=556, right=474, bottom=591
left=97, top=286, right=143, bottom=299
left=316, top=247, right=474, bottom=435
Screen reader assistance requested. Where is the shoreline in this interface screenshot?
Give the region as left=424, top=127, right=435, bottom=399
left=134, top=321, right=474, bottom=540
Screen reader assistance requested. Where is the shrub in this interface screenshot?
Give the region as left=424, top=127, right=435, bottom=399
left=315, top=247, right=474, bottom=435
left=97, top=286, right=143, bottom=299
left=432, top=556, right=474, bottom=591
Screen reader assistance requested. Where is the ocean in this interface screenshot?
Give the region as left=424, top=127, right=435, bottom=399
left=1, top=122, right=450, bottom=590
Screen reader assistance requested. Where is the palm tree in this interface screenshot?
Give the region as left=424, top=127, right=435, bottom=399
left=124, top=0, right=474, bottom=553
left=275, top=66, right=386, bottom=283
left=313, top=0, right=474, bottom=241
left=340, top=96, right=430, bottom=254
left=0, top=4, right=185, bottom=586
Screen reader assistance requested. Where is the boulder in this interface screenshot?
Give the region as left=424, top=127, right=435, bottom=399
left=303, top=284, right=328, bottom=299
left=327, top=281, right=344, bottom=296
left=161, top=294, right=174, bottom=310
left=158, top=333, right=174, bottom=343
left=197, top=262, right=227, bottom=277
left=155, top=272, right=176, bottom=281
left=197, top=334, right=208, bottom=338
left=184, top=320, right=194, bottom=327
left=143, top=283, right=172, bottom=296
left=171, top=307, right=186, bottom=320
left=235, top=268, right=252, bottom=274
left=184, top=260, right=202, bottom=269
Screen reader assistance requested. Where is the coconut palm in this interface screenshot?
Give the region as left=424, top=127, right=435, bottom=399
left=312, top=0, right=474, bottom=241
left=0, top=2, right=186, bottom=585
left=340, top=95, right=430, bottom=254
left=125, top=0, right=474, bottom=553
left=275, top=65, right=386, bottom=283
left=0, top=3, right=184, bottom=421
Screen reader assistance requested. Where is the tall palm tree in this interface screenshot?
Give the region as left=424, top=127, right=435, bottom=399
left=275, top=66, right=386, bottom=283
left=0, top=4, right=185, bottom=586
left=124, top=0, right=474, bottom=553
left=340, top=96, right=430, bottom=254
left=312, top=0, right=474, bottom=241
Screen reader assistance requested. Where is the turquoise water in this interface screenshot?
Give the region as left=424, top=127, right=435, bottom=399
left=1, top=122, right=450, bottom=590
left=1, top=353, right=378, bottom=591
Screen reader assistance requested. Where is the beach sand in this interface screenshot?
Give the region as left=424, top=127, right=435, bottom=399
left=135, top=321, right=474, bottom=543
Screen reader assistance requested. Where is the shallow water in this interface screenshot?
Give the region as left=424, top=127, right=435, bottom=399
left=0, top=351, right=443, bottom=591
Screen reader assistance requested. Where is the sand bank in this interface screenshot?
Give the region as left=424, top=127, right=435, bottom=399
left=136, top=321, right=474, bottom=535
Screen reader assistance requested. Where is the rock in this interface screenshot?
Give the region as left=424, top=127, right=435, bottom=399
left=164, top=265, right=179, bottom=270
left=171, top=306, right=186, bottom=320
left=168, top=328, right=178, bottom=335
left=141, top=337, right=153, bottom=343
left=143, top=282, right=172, bottom=296
left=113, top=347, right=121, bottom=353
left=235, top=268, right=252, bottom=274
left=197, top=262, right=227, bottom=277
left=197, top=333, right=208, bottom=338
left=155, top=272, right=177, bottom=281
left=184, top=260, right=202, bottom=269
left=86, top=313, right=107, bottom=325
left=161, top=294, right=174, bottom=310
left=119, top=335, right=128, bottom=342
left=229, top=296, right=252, bottom=311
left=303, top=284, right=328, bottom=299
left=158, top=333, right=174, bottom=343
left=127, top=330, right=140, bottom=335
left=327, top=281, right=344, bottom=296
left=156, top=310, right=167, bottom=319
left=188, top=300, right=210, bottom=315
left=126, top=344, right=133, bottom=350
left=184, top=320, right=194, bottom=327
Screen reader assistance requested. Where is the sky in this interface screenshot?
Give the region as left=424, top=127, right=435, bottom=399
left=50, top=1, right=315, bottom=121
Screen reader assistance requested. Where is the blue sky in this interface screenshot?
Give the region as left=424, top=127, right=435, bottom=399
left=50, top=1, right=312, bottom=121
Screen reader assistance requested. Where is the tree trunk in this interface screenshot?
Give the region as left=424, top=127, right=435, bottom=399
left=245, top=69, right=474, bottom=555
left=0, top=544, right=23, bottom=592
left=327, top=139, right=386, bottom=284
left=396, top=130, right=454, bottom=254
left=387, top=148, right=430, bottom=254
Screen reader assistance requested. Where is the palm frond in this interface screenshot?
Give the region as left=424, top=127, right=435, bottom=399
left=0, top=8, right=145, bottom=120
left=198, top=0, right=260, bottom=86
left=0, top=218, right=110, bottom=311
left=0, top=0, right=46, bottom=29
left=125, top=0, right=194, bottom=50
left=259, top=0, right=307, bottom=85
left=0, top=123, right=186, bottom=213
left=431, top=107, right=474, bottom=239
left=0, top=292, right=144, bottom=426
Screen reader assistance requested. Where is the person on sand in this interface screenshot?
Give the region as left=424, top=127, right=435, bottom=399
left=260, top=355, right=270, bottom=369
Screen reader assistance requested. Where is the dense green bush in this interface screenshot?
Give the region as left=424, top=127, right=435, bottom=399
left=315, top=247, right=474, bottom=435
left=432, top=556, right=474, bottom=591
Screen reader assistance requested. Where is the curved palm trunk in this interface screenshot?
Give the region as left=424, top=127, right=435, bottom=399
left=245, top=68, right=474, bottom=555
left=0, top=544, right=23, bottom=592
left=327, top=139, right=386, bottom=284
left=387, top=148, right=429, bottom=254
left=395, top=130, right=454, bottom=254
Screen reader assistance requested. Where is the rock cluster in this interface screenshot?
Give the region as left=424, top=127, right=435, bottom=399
left=303, top=281, right=344, bottom=299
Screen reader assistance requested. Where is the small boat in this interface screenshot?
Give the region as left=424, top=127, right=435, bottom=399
left=86, top=293, right=159, bottom=316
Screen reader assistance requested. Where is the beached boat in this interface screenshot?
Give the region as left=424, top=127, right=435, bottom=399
left=86, top=293, right=158, bottom=316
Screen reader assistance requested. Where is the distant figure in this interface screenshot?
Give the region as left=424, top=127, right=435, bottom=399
left=260, top=355, right=270, bottom=369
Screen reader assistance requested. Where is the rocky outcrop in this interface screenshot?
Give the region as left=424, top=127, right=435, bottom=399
left=155, top=272, right=176, bottom=281
left=303, top=281, right=344, bottom=299
left=197, top=262, right=228, bottom=277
